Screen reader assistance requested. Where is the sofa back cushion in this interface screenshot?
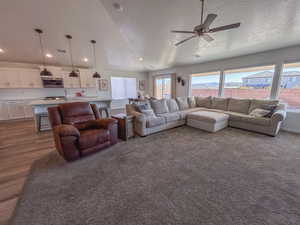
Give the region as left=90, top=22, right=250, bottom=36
left=150, top=99, right=169, bottom=114
left=188, top=97, right=196, bottom=108
left=248, top=99, right=279, bottom=114
left=195, top=96, right=212, bottom=108
left=228, top=98, right=251, bottom=114
left=176, top=97, right=189, bottom=110
left=211, top=97, right=229, bottom=111
left=166, top=99, right=179, bottom=112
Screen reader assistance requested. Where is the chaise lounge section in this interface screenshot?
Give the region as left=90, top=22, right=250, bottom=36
left=126, top=96, right=286, bottom=137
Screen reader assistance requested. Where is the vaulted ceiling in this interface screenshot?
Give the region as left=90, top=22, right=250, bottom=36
left=0, top=0, right=300, bottom=72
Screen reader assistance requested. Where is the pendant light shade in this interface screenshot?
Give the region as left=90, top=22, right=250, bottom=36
left=65, top=35, right=79, bottom=77
left=35, top=28, right=52, bottom=76
left=91, top=40, right=101, bottom=78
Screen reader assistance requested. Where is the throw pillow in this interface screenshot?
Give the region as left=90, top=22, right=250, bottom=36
left=195, top=96, right=212, bottom=108
left=249, top=108, right=271, bottom=118
left=261, top=104, right=278, bottom=118
left=176, top=97, right=189, bottom=110
left=248, top=99, right=279, bottom=114
left=188, top=97, right=196, bottom=108
left=166, top=99, right=179, bottom=112
left=150, top=99, right=169, bottom=114
left=140, top=109, right=156, bottom=117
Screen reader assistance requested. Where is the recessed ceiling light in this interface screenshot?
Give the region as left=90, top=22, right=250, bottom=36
left=113, top=2, right=123, bottom=12
left=139, top=57, right=144, bottom=61
left=83, top=57, right=88, bottom=62
left=0, top=48, right=4, bottom=53
left=45, top=53, right=53, bottom=58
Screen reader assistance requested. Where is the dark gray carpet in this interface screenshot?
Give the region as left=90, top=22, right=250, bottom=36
left=10, top=127, right=300, bottom=225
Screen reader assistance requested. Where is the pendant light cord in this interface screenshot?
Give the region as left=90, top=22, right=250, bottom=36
left=68, top=38, right=75, bottom=70
left=92, top=43, right=97, bottom=72
left=38, top=33, right=46, bottom=67
left=201, top=0, right=204, bottom=24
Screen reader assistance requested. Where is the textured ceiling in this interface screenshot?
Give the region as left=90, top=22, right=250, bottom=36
left=0, top=0, right=300, bottom=72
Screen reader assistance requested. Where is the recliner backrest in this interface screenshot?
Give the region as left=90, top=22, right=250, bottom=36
left=59, top=102, right=96, bottom=125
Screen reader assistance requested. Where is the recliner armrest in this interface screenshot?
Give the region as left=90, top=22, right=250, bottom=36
left=90, top=118, right=118, bottom=129
left=54, top=124, right=80, bottom=137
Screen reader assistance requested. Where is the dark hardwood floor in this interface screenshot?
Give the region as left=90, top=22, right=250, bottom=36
left=0, top=109, right=124, bottom=225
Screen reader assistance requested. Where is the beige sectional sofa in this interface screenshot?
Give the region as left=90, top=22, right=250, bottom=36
left=126, top=96, right=286, bottom=137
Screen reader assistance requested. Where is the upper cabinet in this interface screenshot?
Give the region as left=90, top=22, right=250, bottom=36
left=80, top=69, right=97, bottom=88
left=0, top=66, right=97, bottom=89
left=20, top=69, right=43, bottom=88
left=62, top=70, right=81, bottom=88
left=0, top=68, right=21, bottom=88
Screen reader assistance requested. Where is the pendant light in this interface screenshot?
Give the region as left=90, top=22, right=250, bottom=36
left=91, top=40, right=101, bottom=78
left=65, top=35, right=79, bottom=77
left=34, top=29, right=52, bottom=76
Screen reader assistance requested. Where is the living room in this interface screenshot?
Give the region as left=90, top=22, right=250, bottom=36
left=1, top=0, right=300, bottom=225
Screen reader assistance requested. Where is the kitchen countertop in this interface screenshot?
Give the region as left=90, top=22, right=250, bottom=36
left=30, top=97, right=112, bottom=106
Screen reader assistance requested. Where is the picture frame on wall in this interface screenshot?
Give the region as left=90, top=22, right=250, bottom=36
left=139, top=80, right=146, bottom=91
left=99, top=79, right=108, bottom=91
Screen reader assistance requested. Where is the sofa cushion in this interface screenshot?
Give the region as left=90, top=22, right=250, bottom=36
left=140, top=109, right=156, bottom=117
left=79, top=129, right=109, bottom=149
left=248, top=99, right=279, bottom=114
left=146, top=116, right=165, bottom=128
left=211, top=97, right=229, bottom=111
left=150, top=99, right=169, bottom=114
left=187, top=111, right=229, bottom=123
left=228, top=111, right=271, bottom=126
left=195, top=96, right=212, bottom=108
left=176, top=97, right=189, bottom=110
left=166, top=99, right=179, bottom=112
left=188, top=97, right=196, bottom=108
left=178, top=107, right=205, bottom=120
left=227, top=98, right=251, bottom=114
left=158, top=112, right=181, bottom=123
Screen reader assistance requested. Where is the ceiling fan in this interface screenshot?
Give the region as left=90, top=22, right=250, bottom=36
left=171, top=0, right=241, bottom=46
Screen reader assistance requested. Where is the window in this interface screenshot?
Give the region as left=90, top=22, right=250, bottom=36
left=278, top=62, right=300, bottom=109
left=190, top=71, right=220, bottom=97
left=111, top=77, right=137, bottom=100
left=224, top=65, right=275, bottom=99
left=154, top=75, right=171, bottom=99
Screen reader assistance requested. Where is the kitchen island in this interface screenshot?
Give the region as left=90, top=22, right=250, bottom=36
left=30, top=97, right=112, bottom=132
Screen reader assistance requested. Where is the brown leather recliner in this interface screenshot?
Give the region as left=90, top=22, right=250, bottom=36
left=48, top=102, right=118, bottom=161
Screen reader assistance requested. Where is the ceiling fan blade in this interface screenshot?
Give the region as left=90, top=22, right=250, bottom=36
left=202, top=34, right=214, bottom=42
left=202, top=14, right=217, bottom=29
left=209, top=23, right=241, bottom=33
left=175, top=35, right=197, bottom=46
left=171, top=30, right=195, bottom=34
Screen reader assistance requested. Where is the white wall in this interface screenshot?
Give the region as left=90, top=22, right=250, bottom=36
left=148, top=45, right=300, bottom=133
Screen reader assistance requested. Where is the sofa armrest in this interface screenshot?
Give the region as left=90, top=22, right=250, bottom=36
left=271, top=109, right=286, bottom=122
left=54, top=124, right=80, bottom=137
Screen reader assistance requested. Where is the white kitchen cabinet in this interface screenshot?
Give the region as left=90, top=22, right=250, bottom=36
left=0, top=69, right=21, bottom=88
left=6, top=101, right=26, bottom=119
left=63, top=72, right=81, bottom=88
left=80, top=69, right=97, bottom=88
left=0, top=102, right=9, bottom=120
left=20, top=69, right=43, bottom=88
left=23, top=102, right=34, bottom=118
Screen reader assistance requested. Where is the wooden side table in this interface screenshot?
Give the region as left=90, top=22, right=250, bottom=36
left=112, top=113, right=135, bottom=141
